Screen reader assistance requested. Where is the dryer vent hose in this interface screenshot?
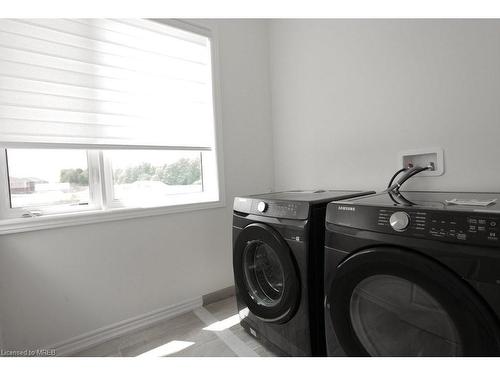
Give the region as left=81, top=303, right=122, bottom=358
left=387, top=165, right=432, bottom=193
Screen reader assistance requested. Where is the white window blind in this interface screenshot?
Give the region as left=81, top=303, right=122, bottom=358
left=0, top=19, right=215, bottom=150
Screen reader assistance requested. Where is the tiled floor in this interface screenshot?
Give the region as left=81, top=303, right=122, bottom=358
left=73, top=296, right=279, bottom=357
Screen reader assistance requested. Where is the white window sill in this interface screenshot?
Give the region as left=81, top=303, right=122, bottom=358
left=0, top=199, right=226, bottom=235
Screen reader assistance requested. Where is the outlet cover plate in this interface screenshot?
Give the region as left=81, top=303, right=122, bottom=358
left=398, top=148, right=444, bottom=177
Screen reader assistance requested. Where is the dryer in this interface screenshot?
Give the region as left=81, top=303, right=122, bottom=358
left=233, top=190, right=374, bottom=356
left=324, top=190, right=500, bottom=356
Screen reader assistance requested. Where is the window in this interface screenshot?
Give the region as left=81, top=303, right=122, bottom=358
left=0, top=19, right=222, bottom=229
left=102, top=148, right=219, bottom=208
left=106, top=150, right=203, bottom=206
left=7, top=149, right=91, bottom=209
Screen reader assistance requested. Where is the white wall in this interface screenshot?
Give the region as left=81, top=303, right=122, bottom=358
left=0, top=19, right=274, bottom=350
left=269, top=19, right=500, bottom=192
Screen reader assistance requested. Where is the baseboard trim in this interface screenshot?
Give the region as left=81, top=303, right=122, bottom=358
left=202, top=285, right=235, bottom=306
left=53, top=296, right=203, bottom=356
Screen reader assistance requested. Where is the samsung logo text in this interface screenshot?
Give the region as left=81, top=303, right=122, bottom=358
left=337, top=206, right=356, bottom=212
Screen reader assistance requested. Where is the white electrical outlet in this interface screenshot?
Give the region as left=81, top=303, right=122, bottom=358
left=398, top=148, right=444, bottom=177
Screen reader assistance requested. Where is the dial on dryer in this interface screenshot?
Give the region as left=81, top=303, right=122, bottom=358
left=390, top=211, right=410, bottom=231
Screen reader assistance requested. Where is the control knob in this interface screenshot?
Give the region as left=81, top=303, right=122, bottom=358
left=390, top=211, right=410, bottom=232
left=257, top=201, right=268, bottom=213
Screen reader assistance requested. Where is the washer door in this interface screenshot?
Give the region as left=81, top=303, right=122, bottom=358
left=327, top=247, right=500, bottom=356
left=233, top=223, right=300, bottom=323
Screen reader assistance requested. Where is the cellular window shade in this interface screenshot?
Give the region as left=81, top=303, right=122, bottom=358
left=0, top=19, right=215, bottom=149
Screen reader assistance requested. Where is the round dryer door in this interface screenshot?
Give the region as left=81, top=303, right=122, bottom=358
left=327, top=247, right=500, bottom=356
left=233, top=223, right=301, bottom=323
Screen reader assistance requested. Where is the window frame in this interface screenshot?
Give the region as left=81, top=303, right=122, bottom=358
left=0, top=19, right=226, bottom=235
left=0, top=148, right=102, bottom=219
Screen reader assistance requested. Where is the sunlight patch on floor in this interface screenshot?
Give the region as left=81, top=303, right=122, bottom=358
left=202, top=313, right=241, bottom=332
left=137, top=340, right=195, bottom=357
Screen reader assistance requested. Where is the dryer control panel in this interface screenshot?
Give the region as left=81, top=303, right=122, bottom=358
left=329, top=203, right=500, bottom=247
left=376, top=208, right=499, bottom=244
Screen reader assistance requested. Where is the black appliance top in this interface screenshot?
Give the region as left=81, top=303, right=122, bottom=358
left=327, top=191, right=500, bottom=247
left=248, top=190, right=375, bottom=204
left=234, top=190, right=375, bottom=220
left=343, top=191, right=500, bottom=213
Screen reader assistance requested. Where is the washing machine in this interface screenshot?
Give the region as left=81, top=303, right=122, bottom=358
left=232, top=190, right=375, bottom=356
left=324, top=190, right=500, bottom=356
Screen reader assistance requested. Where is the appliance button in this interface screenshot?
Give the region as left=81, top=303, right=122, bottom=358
left=257, top=201, right=268, bottom=213
left=490, top=221, right=497, bottom=227
left=389, top=212, right=410, bottom=232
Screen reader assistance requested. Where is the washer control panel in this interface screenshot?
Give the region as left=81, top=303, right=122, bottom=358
left=258, top=201, right=300, bottom=217
left=234, top=197, right=310, bottom=220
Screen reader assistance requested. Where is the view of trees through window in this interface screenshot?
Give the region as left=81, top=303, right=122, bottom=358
left=113, top=158, right=201, bottom=186
left=7, top=149, right=204, bottom=210
left=58, top=158, right=202, bottom=187
left=7, top=149, right=90, bottom=209
left=60, top=168, right=89, bottom=186
left=108, top=150, right=204, bottom=205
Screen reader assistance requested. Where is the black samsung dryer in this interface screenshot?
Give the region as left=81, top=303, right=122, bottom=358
left=232, top=190, right=375, bottom=356
left=324, top=190, right=500, bottom=356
